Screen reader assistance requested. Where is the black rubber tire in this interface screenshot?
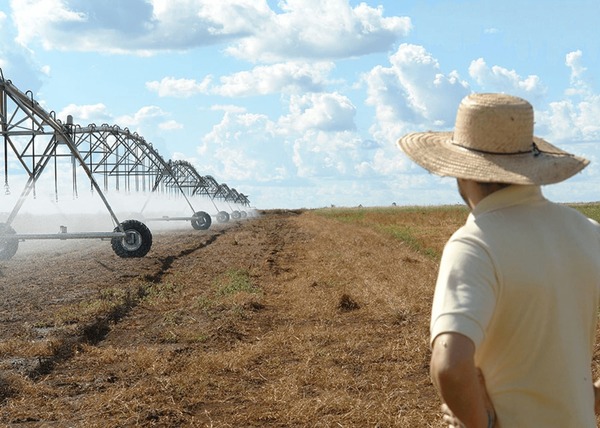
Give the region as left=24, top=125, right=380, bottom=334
left=240, top=211, right=247, bottom=219
left=191, top=211, right=211, bottom=230
left=216, top=211, right=230, bottom=223
left=0, top=223, right=18, bottom=260
left=111, top=220, right=152, bottom=258
left=231, top=210, right=241, bottom=220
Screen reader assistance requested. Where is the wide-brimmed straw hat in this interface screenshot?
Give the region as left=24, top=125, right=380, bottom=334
left=397, top=93, right=589, bottom=185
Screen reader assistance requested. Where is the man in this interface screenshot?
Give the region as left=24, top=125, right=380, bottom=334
left=397, top=93, right=600, bottom=427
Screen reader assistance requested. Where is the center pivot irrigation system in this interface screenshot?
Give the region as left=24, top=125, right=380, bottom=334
left=0, top=71, right=252, bottom=260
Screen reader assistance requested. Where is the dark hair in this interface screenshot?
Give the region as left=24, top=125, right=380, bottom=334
left=478, top=181, right=511, bottom=189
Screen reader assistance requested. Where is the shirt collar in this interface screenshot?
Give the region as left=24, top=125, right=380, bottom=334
left=470, top=185, right=545, bottom=218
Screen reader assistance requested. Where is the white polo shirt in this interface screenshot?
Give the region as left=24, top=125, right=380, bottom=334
left=431, top=185, right=600, bottom=427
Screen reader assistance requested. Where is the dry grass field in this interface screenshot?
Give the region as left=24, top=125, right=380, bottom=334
left=0, top=203, right=599, bottom=427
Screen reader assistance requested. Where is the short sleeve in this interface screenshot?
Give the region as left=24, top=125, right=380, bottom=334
left=430, top=233, right=498, bottom=349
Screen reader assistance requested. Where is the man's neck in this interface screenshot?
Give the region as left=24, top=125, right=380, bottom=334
left=458, top=179, right=511, bottom=210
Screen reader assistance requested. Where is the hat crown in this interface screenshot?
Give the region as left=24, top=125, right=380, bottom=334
left=453, top=93, right=534, bottom=154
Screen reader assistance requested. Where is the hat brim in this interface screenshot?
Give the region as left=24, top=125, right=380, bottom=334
left=398, top=131, right=589, bottom=185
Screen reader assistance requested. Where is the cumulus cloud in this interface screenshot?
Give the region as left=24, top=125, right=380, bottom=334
left=146, top=76, right=213, bottom=98
left=364, top=43, right=470, bottom=145
left=147, top=62, right=334, bottom=99
left=279, top=92, right=356, bottom=133
left=116, top=105, right=169, bottom=127
left=210, top=104, right=247, bottom=114
left=271, top=92, right=373, bottom=179
left=192, top=85, right=407, bottom=187
left=57, top=103, right=184, bottom=148
left=195, top=111, right=288, bottom=182
left=11, top=0, right=266, bottom=54
left=564, top=50, right=590, bottom=97
left=58, top=103, right=113, bottom=124
left=159, top=119, right=183, bottom=130
left=0, top=9, right=43, bottom=90
left=291, top=130, right=364, bottom=178
left=12, top=0, right=87, bottom=48
left=536, top=51, right=600, bottom=143
left=214, top=62, right=334, bottom=96
left=226, top=0, right=411, bottom=62
left=468, top=58, right=546, bottom=98
left=289, top=127, right=402, bottom=181
left=55, top=104, right=175, bottom=149
left=566, top=50, right=587, bottom=81
left=10, top=0, right=409, bottom=59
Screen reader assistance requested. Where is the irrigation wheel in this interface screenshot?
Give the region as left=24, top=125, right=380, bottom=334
left=216, top=211, right=230, bottom=223
left=231, top=210, right=241, bottom=220
left=191, top=211, right=211, bottom=230
left=111, top=220, right=152, bottom=258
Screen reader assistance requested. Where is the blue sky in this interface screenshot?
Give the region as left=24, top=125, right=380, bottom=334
left=0, top=0, right=599, bottom=209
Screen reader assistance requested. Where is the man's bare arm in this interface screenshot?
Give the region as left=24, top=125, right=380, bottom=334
left=594, top=379, right=600, bottom=414
left=430, top=332, right=495, bottom=427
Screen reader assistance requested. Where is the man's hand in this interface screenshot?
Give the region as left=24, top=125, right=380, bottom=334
left=477, top=369, right=496, bottom=426
left=440, top=402, right=465, bottom=427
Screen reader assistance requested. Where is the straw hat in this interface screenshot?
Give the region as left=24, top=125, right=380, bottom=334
left=397, top=93, right=589, bottom=185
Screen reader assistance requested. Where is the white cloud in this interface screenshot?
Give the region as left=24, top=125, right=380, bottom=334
left=389, top=44, right=470, bottom=121
left=358, top=146, right=409, bottom=177
left=0, top=11, right=12, bottom=70
left=279, top=92, right=356, bottom=133
left=468, top=58, right=546, bottom=97
left=564, top=50, right=591, bottom=98
left=566, top=50, right=586, bottom=82
left=57, top=103, right=182, bottom=148
left=116, top=105, right=168, bottom=127
left=195, top=110, right=289, bottom=182
left=194, top=88, right=405, bottom=188
left=10, top=0, right=409, bottom=60
left=0, top=8, right=43, bottom=90
left=226, top=0, right=411, bottom=62
left=11, top=0, right=268, bottom=54
left=291, top=130, right=367, bottom=178
left=89, top=105, right=179, bottom=151
left=146, top=76, right=212, bottom=98
left=210, top=104, right=247, bottom=113
left=148, top=62, right=335, bottom=99
left=214, top=62, right=334, bottom=96
left=210, top=146, right=261, bottom=182
left=364, top=43, right=470, bottom=145
left=12, top=0, right=88, bottom=49
left=536, top=100, right=578, bottom=141
left=159, top=119, right=183, bottom=130
left=58, top=103, right=113, bottom=124
left=536, top=51, right=600, bottom=143
left=290, top=127, right=409, bottom=182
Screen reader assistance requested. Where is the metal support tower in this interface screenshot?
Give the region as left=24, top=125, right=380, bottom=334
left=0, top=71, right=152, bottom=259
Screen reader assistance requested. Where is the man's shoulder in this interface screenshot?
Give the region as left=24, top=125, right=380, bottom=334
left=549, top=202, right=600, bottom=227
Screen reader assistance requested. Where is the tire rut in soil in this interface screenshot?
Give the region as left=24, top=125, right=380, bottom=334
left=0, top=228, right=229, bottom=383
left=141, top=230, right=225, bottom=284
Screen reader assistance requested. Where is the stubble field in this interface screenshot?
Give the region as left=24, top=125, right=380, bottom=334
left=1, top=204, right=600, bottom=427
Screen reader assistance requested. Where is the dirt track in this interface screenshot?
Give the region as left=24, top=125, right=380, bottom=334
left=0, top=221, right=229, bottom=375
left=0, top=210, right=442, bottom=427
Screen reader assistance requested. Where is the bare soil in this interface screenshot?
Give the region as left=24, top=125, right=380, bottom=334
left=0, top=209, right=451, bottom=426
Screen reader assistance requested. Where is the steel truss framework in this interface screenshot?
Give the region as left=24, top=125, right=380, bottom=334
left=0, top=71, right=251, bottom=259
left=70, top=127, right=250, bottom=210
